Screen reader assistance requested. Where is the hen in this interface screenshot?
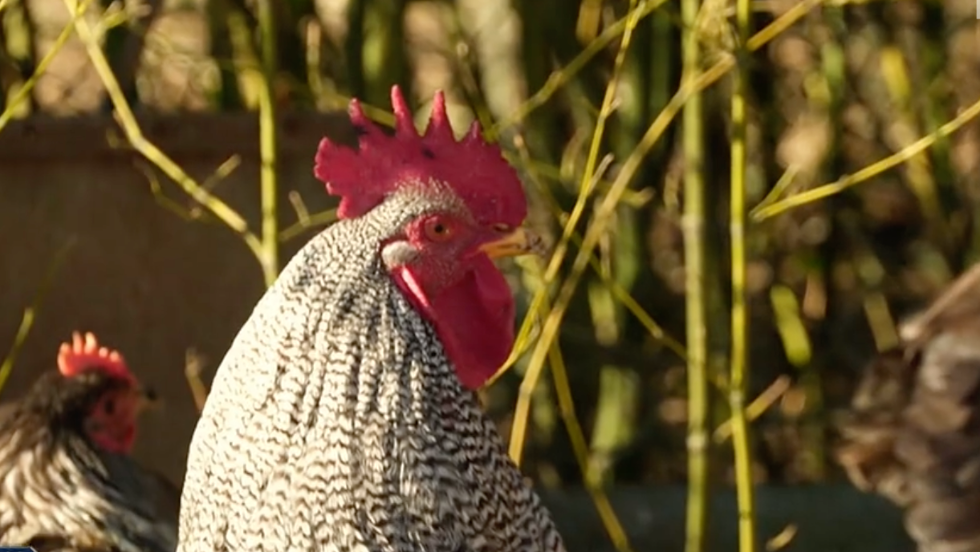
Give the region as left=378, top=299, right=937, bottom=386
left=177, top=87, right=566, bottom=552
left=837, top=263, right=980, bottom=552
left=0, top=331, right=179, bottom=552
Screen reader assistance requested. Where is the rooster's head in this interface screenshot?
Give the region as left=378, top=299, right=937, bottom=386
left=313, top=86, right=542, bottom=390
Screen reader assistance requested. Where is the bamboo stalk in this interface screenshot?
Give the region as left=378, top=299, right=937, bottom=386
left=506, top=6, right=644, bottom=546
left=256, top=0, right=280, bottom=286
left=680, top=0, right=709, bottom=550
left=729, top=0, right=756, bottom=546
left=510, top=285, right=635, bottom=552
left=495, top=19, right=831, bottom=479
left=491, top=1, right=827, bottom=426
left=493, top=0, right=826, bottom=384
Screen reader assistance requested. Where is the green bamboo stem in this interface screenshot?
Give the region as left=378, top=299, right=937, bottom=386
left=63, top=0, right=266, bottom=277
left=506, top=4, right=645, bottom=549
left=680, top=0, right=709, bottom=550
left=256, top=0, right=280, bottom=286
left=494, top=0, right=825, bottom=409
left=497, top=0, right=825, bottom=383
left=729, top=0, right=756, bottom=547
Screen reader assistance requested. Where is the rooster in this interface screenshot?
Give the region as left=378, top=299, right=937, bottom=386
left=0, top=331, right=179, bottom=552
left=836, top=263, right=980, bottom=552
left=177, top=87, right=567, bottom=551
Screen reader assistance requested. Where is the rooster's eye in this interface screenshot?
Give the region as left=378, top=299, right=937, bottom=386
left=423, top=218, right=453, bottom=242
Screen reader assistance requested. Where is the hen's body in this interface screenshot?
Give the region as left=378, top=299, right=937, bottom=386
left=0, top=370, right=179, bottom=552
left=837, top=264, right=980, bottom=552
left=179, top=197, right=564, bottom=552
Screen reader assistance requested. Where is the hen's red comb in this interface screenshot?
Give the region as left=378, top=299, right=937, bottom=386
left=57, top=331, right=134, bottom=383
left=314, top=86, right=527, bottom=226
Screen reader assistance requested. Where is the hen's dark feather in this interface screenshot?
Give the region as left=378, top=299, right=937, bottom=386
left=0, top=369, right=178, bottom=552
left=837, top=263, right=980, bottom=552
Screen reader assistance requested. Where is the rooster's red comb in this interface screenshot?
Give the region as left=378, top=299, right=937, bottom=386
left=314, top=85, right=527, bottom=226
left=57, top=331, right=133, bottom=383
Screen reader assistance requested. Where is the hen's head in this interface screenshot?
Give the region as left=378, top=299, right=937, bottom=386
left=51, top=332, right=152, bottom=454
left=314, top=86, right=539, bottom=390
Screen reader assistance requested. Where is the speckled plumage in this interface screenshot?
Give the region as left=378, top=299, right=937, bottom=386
left=837, top=262, right=980, bottom=552
left=177, top=189, right=566, bottom=552
left=0, top=370, right=179, bottom=552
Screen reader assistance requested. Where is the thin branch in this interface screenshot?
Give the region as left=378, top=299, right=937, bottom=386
left=0, top=0, right=96, bottom=133
left=751, top=94, right=980, bottom=220
left=0, top=239, right=76, bottom=398
left=63, top=0, right=265, bottom=264
left=279, top=191, right=338, bottom=242
left=491, top=0, right=670, bottom=136
left=506, top=2, right=647, bottom=550
left=184, top=348, right=209, bottom=414
left=494, top=0, right=826, bottom=387
left=713, top=375, right=792, bottom=443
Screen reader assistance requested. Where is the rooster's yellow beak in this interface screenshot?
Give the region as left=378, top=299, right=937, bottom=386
left=479, top=227, right=545, bottom=259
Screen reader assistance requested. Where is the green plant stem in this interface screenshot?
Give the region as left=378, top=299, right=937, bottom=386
left=279, top=208, right=338, bottom=243
left=63, top=0, right=265, bottom=271
left=507, top=3, right=645, bottom=549
left=256, top=0, right=280, bottom=286
left=730, top=0, right=756, bottom=547
left=493, top=0, right=825, bottom=383
left=680, top=0, right=709, bottom=550
left=751, top=91, right=980, bottom=221
left=491, top=0, right=668, bottom=136
left=579, top=0, right=639, bottom=207
left=0, top=0, right=94, bottom=133
left=0, top=239, right=75, bottom=398
left=511, top=285, right=635, bottom=552
left=499, top=6, right=824, bottom=552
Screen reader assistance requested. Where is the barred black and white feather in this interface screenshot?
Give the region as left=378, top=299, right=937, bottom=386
left=177, top=191, right=566, bottom=552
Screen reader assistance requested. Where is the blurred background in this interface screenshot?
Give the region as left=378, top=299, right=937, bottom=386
left=2, top=0, right=978, bottom=550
